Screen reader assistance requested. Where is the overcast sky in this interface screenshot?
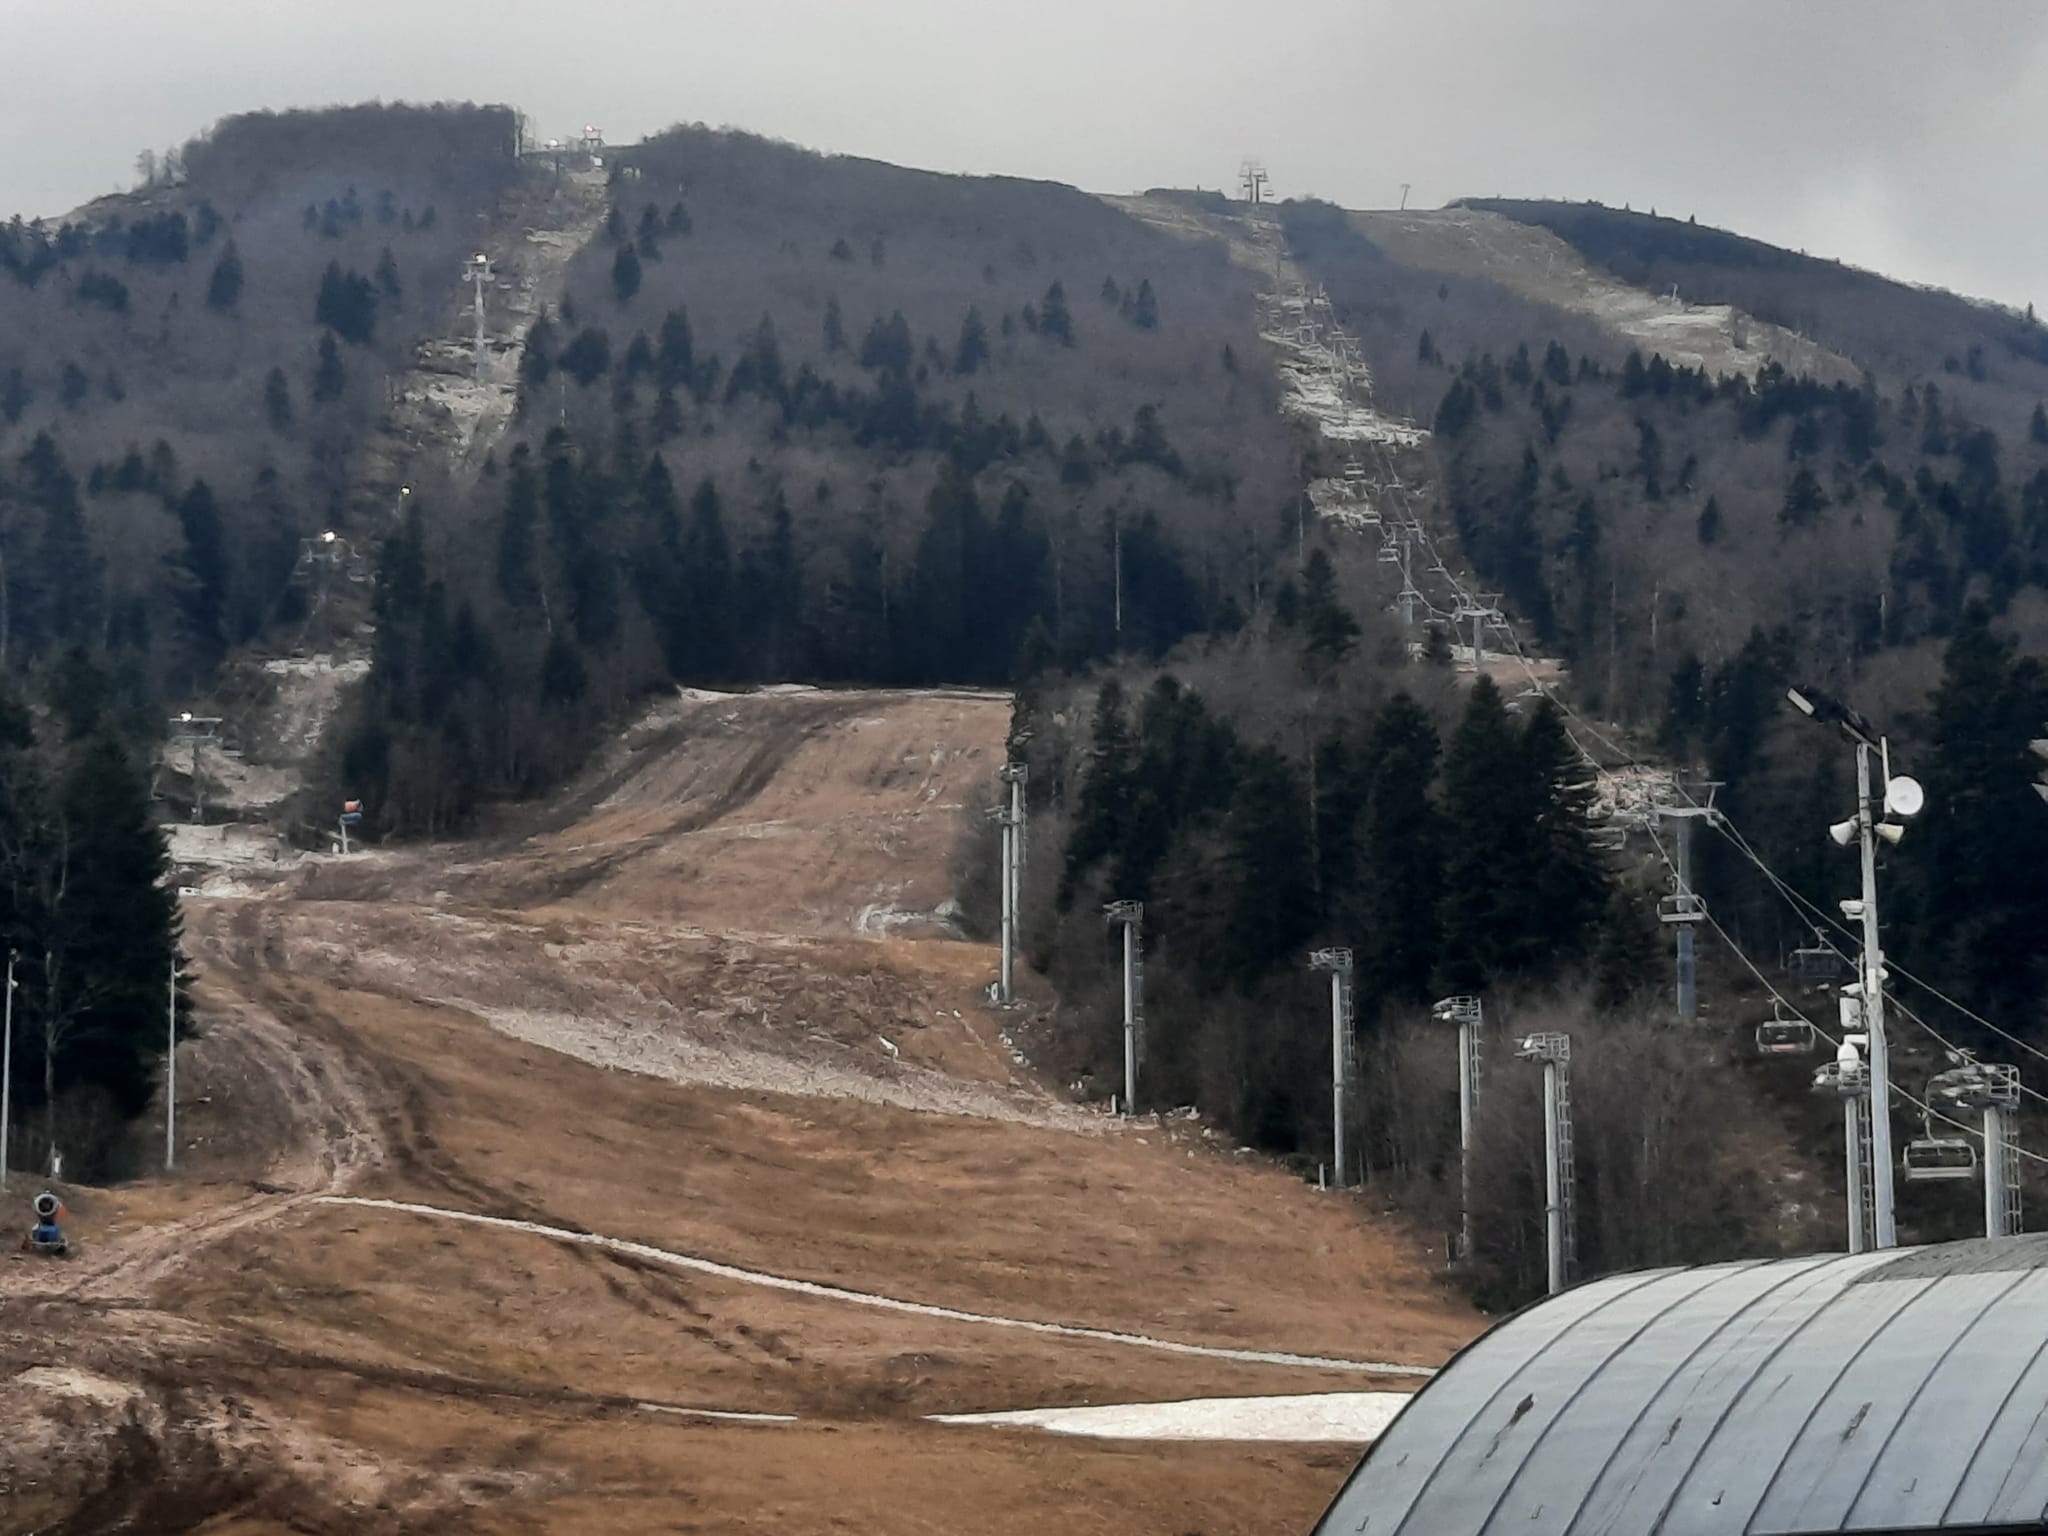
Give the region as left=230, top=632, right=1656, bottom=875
left=3, top=0, right=2042, bottom=308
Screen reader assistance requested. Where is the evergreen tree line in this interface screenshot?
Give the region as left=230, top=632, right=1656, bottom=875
left=336, top=424, right=1231, bottom=836
left=0, top=682, right=185, bottom=1181
left=0, top=433, right=304, bottom=689
left=1037, top=671, right=1620, bottom=1154
left=1436, top=341, right=2048, bottom=693
left=1660, top=608, right=2048, bottom=1041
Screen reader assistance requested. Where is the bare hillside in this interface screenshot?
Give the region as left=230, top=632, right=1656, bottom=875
left=1, top=686, right=1476, bottom=1534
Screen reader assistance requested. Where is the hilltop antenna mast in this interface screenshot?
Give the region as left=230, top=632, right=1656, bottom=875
left=466, top=253, right=492, bottom=380
left=1105, top=901, right=1145, bottom=1115
left=1655, top=786, right=1722, bottom=1021
left=1310, top=949, right=1357, bottom=1188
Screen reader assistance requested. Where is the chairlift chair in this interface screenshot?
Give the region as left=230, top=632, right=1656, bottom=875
left=1658, top=892, right=1705, bottom=925
left=1755, top=1002, right=1816, bottom=1057
left=1787, top=936, right=1844, bottom=982
left=1902, top=1134, right=1978, bottom=1182
left=1376, top=542, right=1402, bottom=565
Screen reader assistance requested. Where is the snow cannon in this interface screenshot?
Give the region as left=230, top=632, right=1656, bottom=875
left=24, top=1190, right=67, bottom=1257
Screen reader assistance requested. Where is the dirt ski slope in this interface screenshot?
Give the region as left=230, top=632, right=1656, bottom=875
left=0, top=686, right=1476, bottom=1535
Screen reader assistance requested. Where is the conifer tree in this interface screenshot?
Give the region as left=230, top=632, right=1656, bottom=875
left=681, top=477, right=734, bottom=677
left=955, top=306, right=989, bottom=374
left=1059, top=680, right=1133, bottom=908
left=313, top=333, right=346, bottom=402
left=1039, top=280, right=1074, bottom=345
left=1301, top=549, right=1360, bottom=671
left=1356, top=693, right=1443, bottom=1003
left=174, top=478, right=229, bottom=653
left=612, top=242, right=642, bottom=305
left=1518, top=700, right=1610, bottom=971
left=1436, top=676, right=1524, bottom=990
left=1129, top=278, right=1157, bottom=330
left=205, top=239, right=243, bottom=312
left=264, top=366, right=292, bottom=433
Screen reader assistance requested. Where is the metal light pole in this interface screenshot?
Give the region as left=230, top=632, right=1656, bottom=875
left=1105, top=901, right=1144, bottom=1115
left=1433, top=995, right=1483, bottom=1258
left=1311, top=949, right=1356, bottom=1188
left=1789, top=686, right=1923, bottom=1251
left=165, top=954, right=178, bottom=1172
left=996, top=763, right=1027, bottom=1005
left=0, top=952, right=14, bottom=1189
left=1851, top=742, right=1897, bottom=1247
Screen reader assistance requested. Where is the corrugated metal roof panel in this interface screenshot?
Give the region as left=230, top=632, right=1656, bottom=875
left=1311, top=1239, right=2048, bottom=1536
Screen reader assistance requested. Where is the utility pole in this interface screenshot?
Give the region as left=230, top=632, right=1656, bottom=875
left=165, top=953, right=178, bottom=1172
left=169, top=712, right=223, bottom=825
left=1310, top=949, right=1356, bottom=1188
left=1517, top=1031, right=1576, bottom=1294
left=1788, top=685, right=1924, bottom=1251
left=1433, top=996, right=1483, bottom=1259
left=1655, top=789, right=1721, bottom=1022
left=1105, top=901, right=1144, bottom=1115
left=1399, top=182, right=1412, bottom=212
left=0, top=952, right=13, bottom=1189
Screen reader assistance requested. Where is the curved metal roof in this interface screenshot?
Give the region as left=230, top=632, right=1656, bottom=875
left=1313, top=1237, right=2048, bottom=1536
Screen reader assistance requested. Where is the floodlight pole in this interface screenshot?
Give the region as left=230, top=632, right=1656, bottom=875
left=1790, top=687, right=1899, bottom=1251
left=1853, top=740, right=1897, bottom=1249
left=1106, top=901, right=1144, bottom=1115
left=0, top=952, right=13, bottom=1190
left=165, top=953, right=178, bottom=1172
left=997, top=764, right=1027, bottom=1005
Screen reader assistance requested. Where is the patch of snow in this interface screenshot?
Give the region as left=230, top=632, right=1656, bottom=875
left=930, top=1391, right=1412, bottom=1443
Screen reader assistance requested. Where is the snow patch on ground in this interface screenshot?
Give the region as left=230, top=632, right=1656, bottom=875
left=930, top=1391, right=1413, bottom=1443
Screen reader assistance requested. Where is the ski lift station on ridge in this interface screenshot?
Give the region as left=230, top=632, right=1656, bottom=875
left=1310, top=1234, right=2048, bottom=1536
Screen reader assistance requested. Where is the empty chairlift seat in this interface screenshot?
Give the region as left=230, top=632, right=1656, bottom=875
left=1903, top=1136, right=1979, bottom=1182
left=1755, top=1007, right=1817, bottom=1056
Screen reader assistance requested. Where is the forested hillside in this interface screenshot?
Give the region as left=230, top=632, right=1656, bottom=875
left=333, top=128, right=1297, bottom=830
left=1282, top=194, right=2048, bottom=1105
left=0, top=103, right=519, bottom=704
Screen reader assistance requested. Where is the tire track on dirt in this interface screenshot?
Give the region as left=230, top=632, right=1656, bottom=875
left=316, top=1197, right=1440, bottom=1380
